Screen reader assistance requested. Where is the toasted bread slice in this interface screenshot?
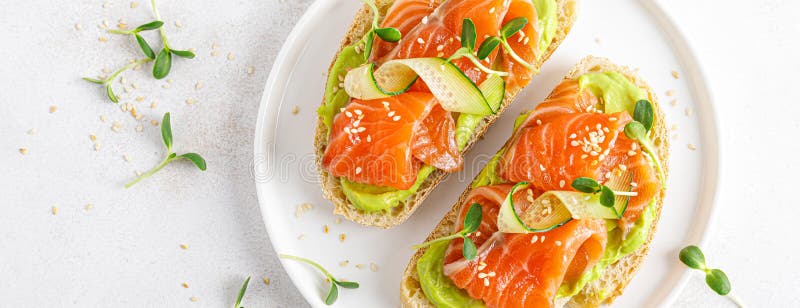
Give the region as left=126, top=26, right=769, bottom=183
left=400, top=56, right=671, bottom=307
left=314, top=0, right=580, bottom=228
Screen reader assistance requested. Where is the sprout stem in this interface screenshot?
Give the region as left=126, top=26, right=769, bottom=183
left=105, top=58, right=152, bottom=84
left=411, top=233, right=463, bottom=250
left=727, top=293, right=746, bottom=308
left=124, top=154, right=173, bottom=188
left=279, top=254, right=335, bottom=280
left=500, top=39, right=536, bottom=71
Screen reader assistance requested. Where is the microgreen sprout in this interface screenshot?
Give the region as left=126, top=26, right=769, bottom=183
left=149, top=0, right=195, bottom=79
left=232, top=276, right=250, bottom=308
left=279, top=254, right=359, bottom=305
left=82, top=58, right=153, bottom=103
left=571, top=177, right=636, bottom=208
left=476, top=17, right=535, bottom=71
left=107, top=21, right=164, bottom=59
left=124, top=112, right=207, bottom=188
left=358, top=0, right=402, bottom=60
left=445, top=19, right=508, bottom=76
left=413, top=203, right=483, bottom=260
left=679, top=246, right=745, bottom=307
left=624, top=100, right=666, bottom=187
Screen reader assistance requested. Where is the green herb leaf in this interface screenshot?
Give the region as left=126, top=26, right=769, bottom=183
left=105, top=84, right=119, bottom=103
left=599, top=186, right=615, bottom=207
left=82, top=77, right=104, bottom=84
left=171, top=49, right=196, bottom=59
left=325, top=283, right=338, bottom=305
left=363, top=31, right=375, bottom=61
left=462, top=203, right=483, bottom=234
left=500, top=17, right=528, bottom=40
left=705, top=269, right=731, bottom=295
left=624, top=121, right=647, bottom=140
left=153, top=48, right=172, bottom=79
left=233, top=276, right=251, bottom=308
left=461, top=18, right=476, bottom=51
left=334, top=280, right=360, bottom=289
left=633, top=100, right=654, bottom=131
left=571, top=177, right=601, bottom=193
left=135, top=20, right=164, bottom=32
left=375, top=27, right=401, bottom=43
left=679, top=245, right=706, bottom=270
left=476, top=36, right=502, bottom=60
left=178, top=153, right=207, bottom=171
left=135, top=34, right=156, bottom=59
left=462, top=237, right=477, bottom=260
left=161, top=112, right=173, bottom=150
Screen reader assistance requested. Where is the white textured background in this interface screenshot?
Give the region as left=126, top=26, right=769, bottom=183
left=0, top=0, right=796, bottom=307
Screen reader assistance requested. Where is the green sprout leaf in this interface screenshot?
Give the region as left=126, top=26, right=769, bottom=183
left=334, top=280, right=360, bottom=289
left=599, top=186, right=615, bottom=207
left=233, top=276, right=250, bottom=308
left=633, top=99, right=654, bottom=131
left=571, top=177, right=601, bottom=193
left=679, top=245, right=706, bottom=270
left=325, top=283, right=338, bottom=305
left=153, top=48, right=172, bottom=79
left=178, top=153, right=207, bottom=171
left=624, top=121, right=647, bottom=140
left=462, top=203, right=483, bottom=234
left=500, top=17, right=528, bottom=40
left=462, top=237, right=477, bottom=260
left=135, top=34, right=156, bottom=59
left=461, top=18, right=476, bottom=51
left=161, top=112, right=173, bottom=150
left=476, top=36, right=502, bottom=60
left=82, top=77, right=104, bottom=84
left=375, top=27, right=401, bottom=43
left=105, top=84, right=119, bottom=103
left=171, top=49, right=196, bottom=59
left=706, top=269, right=732, bottom=295
left=135, top=20, right=164, bottom=32
left=279, top=254, right=358, bottom=306
left=363, top=31, right=375, bottom=60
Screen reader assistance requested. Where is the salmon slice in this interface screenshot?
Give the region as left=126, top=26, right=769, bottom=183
left=498, top=0, right=540, bottom=90
left=411, top=103, right=463, bottom=172
left=500, top=79, right=659, bottom=231
left=322, top=92, right=461, bottom=189
left=442, top=185, right=607, bottom=307
left=371, top=0, right=444, bottom=59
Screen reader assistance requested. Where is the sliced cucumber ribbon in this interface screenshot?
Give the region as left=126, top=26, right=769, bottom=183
left=343, top=58, right=505, bottom=115
left=497, top=173, right=634, bottom=234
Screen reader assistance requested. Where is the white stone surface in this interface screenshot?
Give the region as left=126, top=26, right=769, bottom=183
left=0, top=0, right=796, bottom=307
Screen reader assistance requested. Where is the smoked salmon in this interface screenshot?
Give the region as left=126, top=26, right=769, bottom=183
left=442, top=185, right=608, bottom=307
left=324, top=0, right=541, bottom=190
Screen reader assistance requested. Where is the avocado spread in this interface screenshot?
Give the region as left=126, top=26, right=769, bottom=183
left=417, top=64, right=655, bottom=306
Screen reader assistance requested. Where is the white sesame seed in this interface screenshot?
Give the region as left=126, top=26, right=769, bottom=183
left=531, top=235, right=538, bottom=243
left=478, top=273, right=487, bottom=279
left=569, top=133, right=577, bottom=139
left=175, top=20, right=183, bottom=28
left=387, top=110, right=396, bottom=117
left=559, top=180, right=565, bottom=188
left=195, top=82, right=203, bottom=90
left=687, top=143, right=696, bottom=151
left=540, top=235, right=546, bottom=243
left=489, top=7, right=496, bottom=13
left=555, top=240, right=562, bottom=246
left=227, top=52, right=235, bottom=61
left=483, top=278, right=490, bottom=286
left=666, top=89, right=675, bottom=96
left=355, top=167, right=363, bottom=174
left=670, top=99, right=678, bottom=106
left=392, top=115, right=401, bottom=121
left=671, top=71, right=679, bottom=79
left=422, top=16, right=429, bottom=24
left=487, top=271, right=496, bottom=277
left=536, top=119, right=542, bottom=125
left=684, top=107, right=693, bottom=117
left=417, top=38, right=425, bottom=44
left=366, top=135, right=372, bottom=142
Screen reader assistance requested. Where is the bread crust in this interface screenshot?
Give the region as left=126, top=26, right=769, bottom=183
left=314, top=0, right=580, bottom=228
left=399, top=56, right=671, bottom=307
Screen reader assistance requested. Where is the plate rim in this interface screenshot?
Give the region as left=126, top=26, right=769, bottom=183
left=253, top=0, right=722, bottom=306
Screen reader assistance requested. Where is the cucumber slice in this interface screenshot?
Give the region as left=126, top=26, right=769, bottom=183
left=497, top=172, right=635, bottom=233
left=343, top=58, right=504, bottom=115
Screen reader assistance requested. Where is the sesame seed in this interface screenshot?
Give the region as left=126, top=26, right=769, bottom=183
left=340, top=260, right=350, bottom=267
left=619, top=164, right=627, bottom=171
left=49, top=105, right=57, bottom=113
left=84, top=204, right=93, bottom=211
left=262, top=277, right=270, bottom=286
left=52, top=206, right=58, bottom=215
left=569, top=133, right=577, bottom=139
left=665, top=89, right=675, bottom=96
left=570, top=140, right=580, bottom=147
left=627, top=150, right=636, bottom=156
left=185, top=98, right=196, bottom=105
left=536, top=119, right=542, bottom=125
left=335, top=217, right=342, bottom=224
left=297, top=234, right=306, bottom=240
left=392, top=115, right=401, bottom=121
left=382, top=101, right=390, bottom=109
left=227, top=52, right=235, bottom=61
left=135, top=124, right=144, bottom=132
left=190, top=296, right=198, bottom=302
left=292, top=105, right=300, bottom=115
left=175, top=21, right=183, bottom=28
left=559, top=180, right=565, bottom=188
left=339, top=233, right=346, bottom=242
left=539, top=164, right=545, bottom=171
left=94, top=143, right=101, bottom=151
left=111, top=122, right=122, bottom=132
left=370, top=263, right=379, bottom=272
left=247, top=66, right=255, bottom=75
left=422, top=16, right=429, bottom=24
left=417, top=38, right=425, bottom=44
left=489, top=7, right=496, bottom=13
left=19, top=148, right=28, bottom=155
left=355, top=264, right=366, bottom=269
left=478, top=273, right=487, bottom=279
left=180, top=244, right=189, bottom=250
left=387, top=110, right=396, bottom=117
left=540, top=236, right=546, bottom=243
left=523, top=37, right=529, bottom=45
left=555, top=240, right=562, bottom=246
left=436, top=44, right=444, bottom=51
left=687, top=143, right=696, bottom=151
left=684, top=107, right=693, bottom=117
left=182, top=282, right=189, bottom=288
left=123, top=154, right=131, bottom=162
left=323, top=225, right=329, bottom=233
left=366, top=135, right=372, bottom=142
left=530, top=235, right=538, bottom=243
left=671, top=71, right=679, bottom=79
left=295, top=203, right=313, bottom=218
left=484, top=278, right=490, bottom=286
left=98, top=36, right=108, bottom=42
left=487, top=271, right=496, bottom=277
left=210, top=50, right=219, bottom=56
left=355, top=167, right=363, bottom=174
left=75, top=22, right=82, bottom=30
left=670, top=99, right=678, bottom=106
left=478, top=262, right=487, bottom=271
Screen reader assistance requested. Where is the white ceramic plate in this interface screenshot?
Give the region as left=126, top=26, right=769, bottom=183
left=254, top=0, right=719, bottom=306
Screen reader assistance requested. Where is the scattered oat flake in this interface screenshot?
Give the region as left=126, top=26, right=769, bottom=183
left=49, top=105, right=57, bottom=113
left=182, top=282, right=189, bottom=288
left=687, top=143, right=696, bottom=151
left=262, top=277, right=270, bottom=286
left=370, top=263, right=379, bottom=272
left=292, top=105, right=299, bottom=115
